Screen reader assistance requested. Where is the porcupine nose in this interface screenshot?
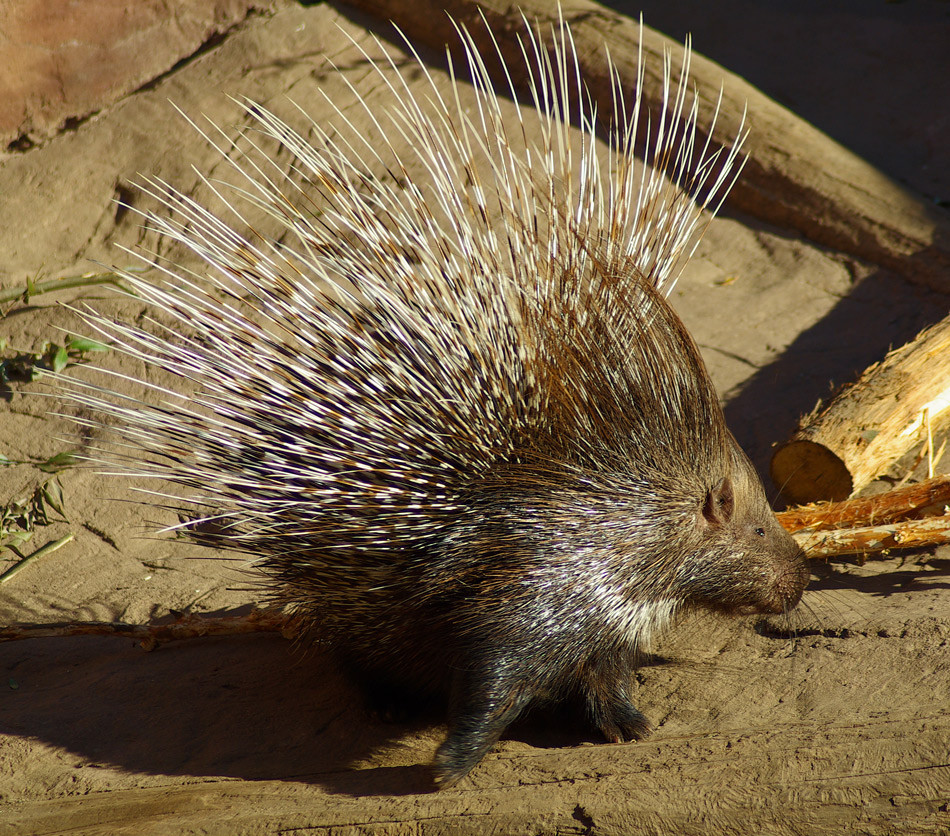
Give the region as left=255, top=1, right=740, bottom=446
left=768, top=544, right=810, bottom=613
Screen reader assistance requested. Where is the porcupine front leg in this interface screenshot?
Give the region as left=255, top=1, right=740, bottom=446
left=432, top=653, right=538, bottom=788
left=582, top=651, right=653, bottom=743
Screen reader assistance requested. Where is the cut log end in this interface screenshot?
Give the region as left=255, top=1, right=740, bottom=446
left=771, top=439, right=853, bottom=505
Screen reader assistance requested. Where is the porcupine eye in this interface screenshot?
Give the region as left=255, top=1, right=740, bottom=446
left=755, top=527, right=766, bottom=537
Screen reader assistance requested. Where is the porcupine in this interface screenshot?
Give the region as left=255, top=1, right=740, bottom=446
left=58, top=13, right=809, bottom=787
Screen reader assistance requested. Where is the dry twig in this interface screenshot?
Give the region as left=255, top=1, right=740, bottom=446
left=779, top=474, right=950, bottom=558
left=0, top=609, right=291, bottom=648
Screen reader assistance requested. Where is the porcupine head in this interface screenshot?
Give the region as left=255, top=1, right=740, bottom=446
left=56, top=11, right=809, bottom=789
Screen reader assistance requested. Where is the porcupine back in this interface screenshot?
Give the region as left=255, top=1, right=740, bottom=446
left=59, top=14, right=807, bottom=786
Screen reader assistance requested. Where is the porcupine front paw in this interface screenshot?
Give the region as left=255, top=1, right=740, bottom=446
left=583, top=654, right=654, bottom=743
left=589, top=696, right=653, bottom=743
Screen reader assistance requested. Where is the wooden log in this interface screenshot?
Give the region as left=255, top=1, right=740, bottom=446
left=340, top=0, right=950, bottom=291
left=772, top=318, right=950, bottom=505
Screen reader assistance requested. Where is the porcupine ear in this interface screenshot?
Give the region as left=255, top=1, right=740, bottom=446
left=701, top=476, right=735, bottom=527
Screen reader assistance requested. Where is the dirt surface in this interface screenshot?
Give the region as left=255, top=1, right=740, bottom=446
left=1, top=1, right=949, bottom=834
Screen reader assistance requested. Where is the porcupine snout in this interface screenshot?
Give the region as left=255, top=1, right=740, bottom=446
left=766, top=523, right=810, bottom=613
left=731, top=453, right=810, bottom=615
left=742, top=514, right=809, bottom=615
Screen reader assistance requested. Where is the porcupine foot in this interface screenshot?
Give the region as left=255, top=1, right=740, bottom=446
left=361, top=680, right=420, bottom=725
left=587, top=692, right=653, bottom=743
left=432, top=660, right=538, bottom=788
left=583, top=653, right=654, bottom=743
left=340, top=663, right=427, bottom=725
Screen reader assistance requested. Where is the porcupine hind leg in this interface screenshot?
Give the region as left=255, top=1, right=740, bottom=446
left=340, top=663, right=434, bottom=724
left=432, top=654, right=539, bottom=788
left=582, top=651, right=653, bottom=743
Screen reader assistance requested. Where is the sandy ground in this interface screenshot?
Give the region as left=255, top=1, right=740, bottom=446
left=1, top=1, right=949, bottom=834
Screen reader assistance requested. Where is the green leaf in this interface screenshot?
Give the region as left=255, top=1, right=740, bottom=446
left=50, top=344, right=69, bottom=373
left=38, top=451, right=77, bottom=473
left=66, top=336, right=110, bottom=354
left=2, top=530, right=33, bottom=552
left=41, top=479, right=67, bottom=519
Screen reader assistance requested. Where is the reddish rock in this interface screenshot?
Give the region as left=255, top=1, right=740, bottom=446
left=0, top=0, right=272, bottom=149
